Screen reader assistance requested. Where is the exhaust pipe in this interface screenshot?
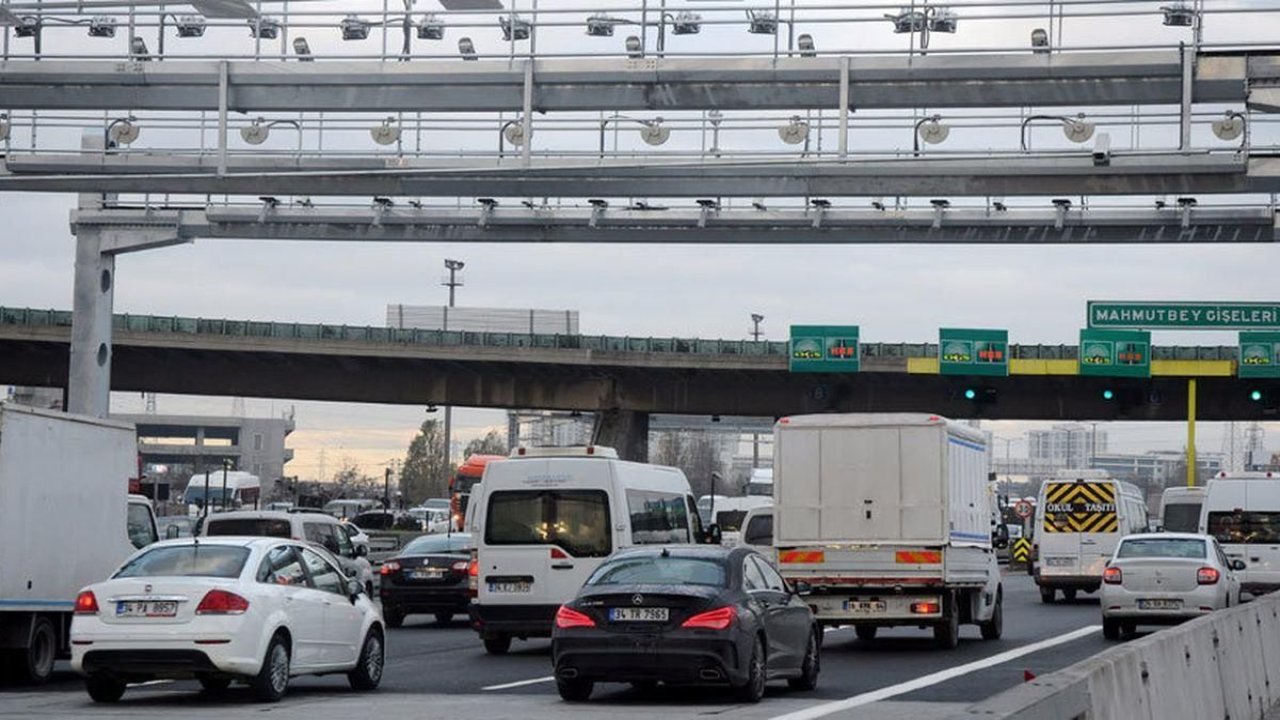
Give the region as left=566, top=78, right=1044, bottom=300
left=700, top=669, right=722, bottom=681
left=560, top=668, right=579, bottom=679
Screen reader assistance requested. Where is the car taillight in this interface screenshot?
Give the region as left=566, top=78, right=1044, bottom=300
left=1103, top=567, right=1122, bottom=585
left=1198, top=567, right=1221, bottom=585
left=75, top=591, right=99, bottom=615
left=380, top=561, right=401, bottom=576
left=452, top=560, right=469, bottom=572
left=681, top=606, right=736, bottom=630
left=468, top=554, right=478, bottom=597
left=554, top=605, right=595, bottom=629
left=196, top=589, right=250, bottom=615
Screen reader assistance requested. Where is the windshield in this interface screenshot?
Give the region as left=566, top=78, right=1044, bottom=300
left=485, top=490, right=611, bottom=557
left=1208, top=511, right=1280, bottom=545
left=205, top=518, right=292, bottom=538
left=587, top=555, right=726, bottom=587
left=715, top=510, right=748, bottom=532
left=1162, top=504, right=1202, bottom=533
left=115, top=545, right=250, bottom=578
left=403, top=533, right=473, bottom=555
left=183, top=486, right=236, bottom=505
left=1117, top=538, right=1206, bottom=559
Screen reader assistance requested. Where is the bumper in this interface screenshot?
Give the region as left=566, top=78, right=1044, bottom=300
left=380, top=586, right=470, bottom=614
left=470, top=603, right=558, bottom=639
left=70, top=617, right=263, bottom=678
left=804, top=592, right=944, bottom=625
left=1036, top=573, right=1101, bottom=592
left=1101, top=587, right=1224, bottom=620
left=552, top=632, right=746, bottom=685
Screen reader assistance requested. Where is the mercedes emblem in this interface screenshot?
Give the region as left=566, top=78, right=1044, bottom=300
left=632, top=594, right=644, bottom=606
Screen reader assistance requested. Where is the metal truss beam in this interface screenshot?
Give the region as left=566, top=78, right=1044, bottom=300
left=0, top=51, right=1262, bottom=113
left=7, top=153, right=1274, bottom=197
left=70, top=206, right=1280, bottom=244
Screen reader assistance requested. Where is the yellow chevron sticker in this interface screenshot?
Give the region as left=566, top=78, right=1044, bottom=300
left=1042, top=482, right=1118, bottom=534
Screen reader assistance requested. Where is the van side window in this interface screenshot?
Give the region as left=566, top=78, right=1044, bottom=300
left=626, top=490, right=692, bottom=544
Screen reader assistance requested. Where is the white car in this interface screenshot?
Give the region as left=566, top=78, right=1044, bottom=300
left=71, top=537, right=386, bottom=703
left=1100, top=532, right=1243, bottom=640
left=340, top=521, right=371, bottom=556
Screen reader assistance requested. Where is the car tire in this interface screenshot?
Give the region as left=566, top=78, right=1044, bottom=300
left=1102, top=618, right=1121, bottom=641
left=788, top=630, right=820, bottom=691
left=16, top=617, right=56, bottom=685
left=383, top=607, right=404, bottom=629
left=198, top=675, right=233, bottom=693
left=934, top=601, right=960, bottom=650
left=556, top=677, right=594, bottom=702
left=434, top=612, right=453, bottom=625
left=1062, top=589, right=1078, bottom=602
left=250, top=634, right=291, bottom=703
left=348, top=628, right=385, bottom=691
left=979, top=593, right=1004, bottom=641
left=1039, top=586, right=1055, bottom=604
left=733, top=636, right=766, bottom=704
left=1120, top=621, right=1137, bottom=637
left=483, top=634, right=512, bottom=655
left=854, top=625, right=877, bottom=642
left=85, top=674, right=127, bottom=703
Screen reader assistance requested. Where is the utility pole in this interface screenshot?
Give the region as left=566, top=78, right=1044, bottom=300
left=749, top=314, right=764, bottom=465
left=442, top=259, right=465, bottom=495
left=750, top=313, right=764, bottom=341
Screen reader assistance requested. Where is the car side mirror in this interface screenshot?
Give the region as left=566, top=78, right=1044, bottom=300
left=1232, top=559, right=1247, bottom=571
left=701, top=524, right=722, bottom=545
left=355, top=544, right=368, bottom=558
left=791, top=581, right=812, bottom=597
left=347, top=578, right=363, bottom=602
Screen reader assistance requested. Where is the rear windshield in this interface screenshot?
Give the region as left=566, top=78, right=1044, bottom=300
left=115, top=545, right=250, bottom=579
left=1162, top=504, right=1202, bottom=533
left=1208, top=511, right=1280, bottom=545
left=403, top=533, right=473, bottom=555
left=587, top=556, right=726, bottom=588
left=485, top=490, right=611, bottom=557
left=205, top=518, right=292, bottom=538
left=743, top=514, right=773, bottom=546
left=1116, top=538, right=1206, bottom=559
left=715, top=510, right=748, bottom=533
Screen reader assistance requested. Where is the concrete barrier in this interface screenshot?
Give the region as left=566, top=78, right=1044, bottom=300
left=948, top=593, right=1280, bottom=720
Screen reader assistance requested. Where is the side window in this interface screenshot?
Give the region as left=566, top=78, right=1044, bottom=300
left=742, top=556, right=768, bottom=592
left=334, top=524, right=355, bottom=558
left=305, top=522, right=340, bottom=554
left=126, top=503, right=157, bottom=549
left=300, top=547, right=345, bottom=595
left=257, top=546, right=308, bottom=586
left=686, top=496, right=704, bottom=541
left=751, top=556, right=787, bottom=592
left=627, top=490, right=692, bottom=545
left=303, top=522, right=324, bottom=544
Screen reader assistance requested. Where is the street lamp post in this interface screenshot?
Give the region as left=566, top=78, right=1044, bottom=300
left=384, top=467, right=392, bottom=510
left=442, top=259, right=465, bottom=495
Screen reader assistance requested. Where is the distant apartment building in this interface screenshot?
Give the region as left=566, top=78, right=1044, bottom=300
left=1091, top=451, right=1223, bottom=488
left=1028, top=424, right=1109, bottom=470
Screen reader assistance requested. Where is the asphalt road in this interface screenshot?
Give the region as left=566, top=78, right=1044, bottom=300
left=0, top=572, right=1117, bottom=719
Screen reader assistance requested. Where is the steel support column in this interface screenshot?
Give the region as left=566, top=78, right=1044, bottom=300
left=68, top=226, right=115, bottom=418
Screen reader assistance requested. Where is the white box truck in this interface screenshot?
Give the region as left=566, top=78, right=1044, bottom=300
left=0, top=403, right=158, bottom=684
left=772, top=413, right=1002, bottom=649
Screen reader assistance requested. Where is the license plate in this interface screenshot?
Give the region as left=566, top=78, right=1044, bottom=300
left=488, top=581, right=531, bottom=593
left=116, top=600, right=177, bottom=618
left=609, top=607, right=669, bottom=622
left=1046, top=557, right=1076, bottom=567
left=1137, top=599, right=1183, bottom=611
left=843, top=600, right=887, bottom=614
left=411, top=569, right=444, bottom=580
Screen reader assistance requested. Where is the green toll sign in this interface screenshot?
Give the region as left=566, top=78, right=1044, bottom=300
left=1079, top=329, right=1151, bottom=378
left=939, top=328, right=1009, bottom=377
left=789, top=325, right=860, bottom=373
left=1239, top=332, right=1280, bottom=378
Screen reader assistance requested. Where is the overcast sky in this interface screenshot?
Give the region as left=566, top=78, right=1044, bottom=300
left=2, top=1, right=1278, bottom=479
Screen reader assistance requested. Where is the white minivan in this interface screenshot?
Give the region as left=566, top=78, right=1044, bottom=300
left=1200, top=471, right=1280, bottom=596
left=1034, top=470, right=1148, bottom=603
left=469, top=446, right=709, bottom=654
left=1158, top=486, right=1206, bottom=533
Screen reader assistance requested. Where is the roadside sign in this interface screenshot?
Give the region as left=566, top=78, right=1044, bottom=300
left=1088, top=301, right=1280, bottom=330
left=1079, top=328, right=1151, bottom=378
left=1014, top=499, right=1034, bottom=519
left=789, top=325, right=860, bottom=373
left=939, top=328, right=1008, bottom=377
left=1011, top=538, right=1032, bottom=563
left=1240, top=332, right=1280, bottom=379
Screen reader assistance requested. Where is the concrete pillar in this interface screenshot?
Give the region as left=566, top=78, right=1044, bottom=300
left=590, top=409, right=650, bottom=462
left=68, top=227, right=115, bottom=418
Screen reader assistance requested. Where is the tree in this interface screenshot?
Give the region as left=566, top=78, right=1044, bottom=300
left=463, top=429, right=508, bottom=458
left=402, top=419, right=450, bottom=505
left=650, top=431, right=722, bottom=498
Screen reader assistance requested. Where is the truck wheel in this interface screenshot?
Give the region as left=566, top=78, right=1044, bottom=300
left=1039, top=586, right=1055, bottom=604
left=933, top=603, right=960, bottom=650
left=17, top=617, right=56, bottom=685
left=854, top=625, right=877, bottom=642
left=979, top=593, right=1003, bottom=640
left=483, top=634, right=512, bottom=655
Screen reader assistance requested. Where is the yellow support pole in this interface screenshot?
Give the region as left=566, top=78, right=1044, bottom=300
left=1187, top=378, right=1197, bottom=487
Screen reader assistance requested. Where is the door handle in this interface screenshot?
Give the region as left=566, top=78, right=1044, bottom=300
left=551, top=563, right=574, bottom=570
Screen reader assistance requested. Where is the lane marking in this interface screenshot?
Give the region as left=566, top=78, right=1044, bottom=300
left=483, top=675, right=556, bottom=691
left=128, top=680, right=173, bottom=688
left=769, top=624, right=1100, bottom=720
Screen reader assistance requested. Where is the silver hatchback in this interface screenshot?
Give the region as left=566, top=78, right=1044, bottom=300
left=1100, top=533, right=1243, bottom=640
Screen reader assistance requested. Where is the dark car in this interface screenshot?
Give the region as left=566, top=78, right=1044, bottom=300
left=378, top=532, right=474, bottom=627
left=550, top=545, right=819, bottom=703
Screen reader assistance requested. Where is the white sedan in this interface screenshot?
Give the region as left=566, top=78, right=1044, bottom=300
left=71, top=536, right=386, bottom=703
left=1100, top=532, right=1243, bottom=640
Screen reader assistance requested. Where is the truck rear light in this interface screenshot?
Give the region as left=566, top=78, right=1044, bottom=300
left=1103, top=567, right=1123, bottom=584
left=554, top=605, right=596, bottom=629
left=681, top=606, right=736, bottom=630
left=910, top=601, right=940, bottom=615
left=75, top=591, right=99, bottom=615
left=1197, top=567, right=1220, bottom=585
left=196, top=589, right=249, bottom=615
left=380, top=561, right=401, bottom=576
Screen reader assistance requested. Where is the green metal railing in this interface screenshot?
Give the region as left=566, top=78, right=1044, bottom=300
left=0, top=307, right=1241, bottom=362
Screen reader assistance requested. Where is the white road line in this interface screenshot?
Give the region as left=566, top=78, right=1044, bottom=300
left=768, top=624, right=1100, bottom=720
left=128, top=680, right=173, bottom=688
left=483, top=675, right=556, bottom=691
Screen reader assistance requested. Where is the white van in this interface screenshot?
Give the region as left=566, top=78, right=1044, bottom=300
left=1159, top=486, right=1206, bottom=533
left=469, top=446, right=707, bottom=654
left=1200, top=471, right=1280, bottom=596
left=182, top=471, right=261, bottom=511
left=1034, top=470, right=1147, bottom=603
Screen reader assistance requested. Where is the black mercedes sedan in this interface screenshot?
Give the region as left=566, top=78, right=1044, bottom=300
left=378, top=532, right=473, bottom=627
left=550, top=545, right=819, bottom=703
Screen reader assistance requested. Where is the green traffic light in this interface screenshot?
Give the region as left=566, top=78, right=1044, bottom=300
left=1102, top=389, right=1114, bottom=400
left=1251, top=390, right=1264, bottom=402
left=964, top=389, right=977, bottom=400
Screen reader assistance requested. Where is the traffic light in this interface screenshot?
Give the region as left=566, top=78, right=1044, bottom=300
left=1099, top=386, right=1144, bottom=414
left=962, top=386, right=997, bottom=404
left=1250, top=389, right=1265, bottom=403
left=1101, top=389, right=1115, bottom=401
